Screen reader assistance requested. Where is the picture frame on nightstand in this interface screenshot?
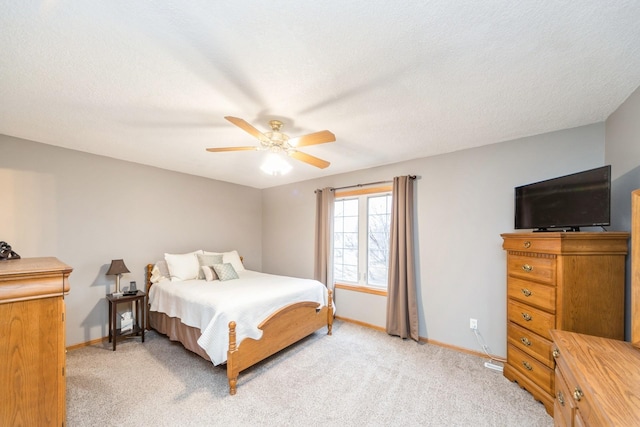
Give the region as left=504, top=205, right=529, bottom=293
left=123, top=281, right=137, bottom=296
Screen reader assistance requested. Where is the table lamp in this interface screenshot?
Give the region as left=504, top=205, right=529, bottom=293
left=106, top=259, right=130, bottom=297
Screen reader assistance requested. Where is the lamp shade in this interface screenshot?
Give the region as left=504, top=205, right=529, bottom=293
left=106, top=259, right=130, bottom=276
left=260, top=153, right=292, bottom=176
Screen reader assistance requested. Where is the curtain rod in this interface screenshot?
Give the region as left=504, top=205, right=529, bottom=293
left=332, top=180, right=391, bottom=191
left=331, top=175, right=416, bottom=192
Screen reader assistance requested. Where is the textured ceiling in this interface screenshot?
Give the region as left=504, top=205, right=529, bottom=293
left=1, top=1, right=640, bottom=188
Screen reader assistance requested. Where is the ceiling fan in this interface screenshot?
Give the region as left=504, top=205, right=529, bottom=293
left=207, top=116, right=335, bottom=169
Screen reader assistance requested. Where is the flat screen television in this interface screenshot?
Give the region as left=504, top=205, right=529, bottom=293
left=514, top=165, right=611, bottom=232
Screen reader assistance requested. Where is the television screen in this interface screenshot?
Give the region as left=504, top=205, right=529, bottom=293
left=514, top=165, right=611, bottom=231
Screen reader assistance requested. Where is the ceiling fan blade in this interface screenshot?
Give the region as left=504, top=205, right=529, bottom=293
left=289, top=130, right=336, bottom=147
left=289, top=150, right=330, bottom=169
left=224, top=116, right=269, bottom=142
left=206, top=146, right=258, bottom=152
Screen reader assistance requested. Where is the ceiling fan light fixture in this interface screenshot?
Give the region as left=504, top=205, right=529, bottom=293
left=259, top=138, right=271, bottom=148
left=265, top=132, right=289, bottom=146
left=212, top=116, right=334, bottom=170
left=260, top=153, right=292, bottom=176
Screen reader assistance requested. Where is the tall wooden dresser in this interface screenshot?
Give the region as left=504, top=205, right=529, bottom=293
left=0, top=257, right=72, bottom=427
left=501, top=232, right=628, bottom=416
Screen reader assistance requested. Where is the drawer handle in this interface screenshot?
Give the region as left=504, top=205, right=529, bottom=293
left=557, top=391, right=565, bottom=406
left=573, top=387, right=583, bottom=401
left=553, top=348, right=560, bottom=359
left=523, top=241, right=531, bottom=248
left=520, top=337, right=532, bottom=346
left=522, top=264, right=533, bottom=272
left=521, top=313, right=532, bottom=321
left=521, top=288, right=532, bottom=297
left=522, top=361, right=533, bottom=371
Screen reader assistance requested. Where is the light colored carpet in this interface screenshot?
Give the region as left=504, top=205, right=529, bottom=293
left=66, top=321, right=552, bottom=426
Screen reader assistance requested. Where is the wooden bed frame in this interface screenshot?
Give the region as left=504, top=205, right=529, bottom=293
left=145, top=264, right=333, bottom=395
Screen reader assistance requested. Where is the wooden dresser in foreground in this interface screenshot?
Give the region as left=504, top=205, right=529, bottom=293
left=0, top=257, right=72, bottom=427
left=551, top=330, right=640, bottom=426
left=501, top=232, right=628, bottom=416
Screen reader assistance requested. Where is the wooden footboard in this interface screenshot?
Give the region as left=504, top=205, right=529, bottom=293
left=227, top=289, right=333, bottom=395
left=145, top=262, right=333, bottom=395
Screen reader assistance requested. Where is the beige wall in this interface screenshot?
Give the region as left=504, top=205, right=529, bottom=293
left=0, top=135, right=262, bottom=346
left=2, top=114, right=626, bottom=355
left=262, top=123, right=606, bottom=356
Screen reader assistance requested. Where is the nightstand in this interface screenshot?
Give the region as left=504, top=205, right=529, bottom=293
left=106, top=291, right=146, bottom=351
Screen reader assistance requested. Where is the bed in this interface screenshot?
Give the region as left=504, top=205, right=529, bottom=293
left=145, top=250, right=333, bottom=395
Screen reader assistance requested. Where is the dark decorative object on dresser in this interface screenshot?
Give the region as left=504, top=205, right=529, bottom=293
left=0, top=241, right=20, bottom=260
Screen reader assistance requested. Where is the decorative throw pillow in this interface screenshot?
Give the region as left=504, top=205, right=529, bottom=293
left=196, top=253, right=223, bottom=279
left=164, top=250, right=203, bottom=281
left=201, top=265, right=217, bottom=281
left=203, top=250, right=245, bottom=272
left=212, top=263, right=239, bottom=281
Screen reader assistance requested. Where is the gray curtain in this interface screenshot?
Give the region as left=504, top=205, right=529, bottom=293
left=386, top=175, right=418, bottom=341
left=314, top=187, right=334, bottom=290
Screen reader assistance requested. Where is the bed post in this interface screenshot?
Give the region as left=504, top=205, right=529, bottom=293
left=145, top=264, right=153, bottom=294
left=327, top=289, right=333, bottom=335
left=227, top=321, right=239, bottom=395
left=145, top=264, right=153, bottom=331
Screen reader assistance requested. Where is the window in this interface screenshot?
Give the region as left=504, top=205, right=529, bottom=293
left=333, top=187, right=392, bottom=289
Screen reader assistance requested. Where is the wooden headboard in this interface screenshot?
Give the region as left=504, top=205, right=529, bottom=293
left=145, top=263, right=154, bottom=295
left=632, top=189, right=640, bottom=347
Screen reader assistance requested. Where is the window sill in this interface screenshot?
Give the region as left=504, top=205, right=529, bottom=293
left=334, top=283, right=388, bottom=297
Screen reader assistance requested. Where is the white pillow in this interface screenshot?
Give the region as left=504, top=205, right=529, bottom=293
left=150, top=260, right=170, bottom=283
left=164, top=250, right=203, bottom=281
left=203, top=249, right=245, bottom=272
left=156, top=260, right=170, bottom=277
left=223, top=250, right=245, bottom=272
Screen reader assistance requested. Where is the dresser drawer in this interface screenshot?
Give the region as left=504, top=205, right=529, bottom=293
left=507, top=254, right=556, bottom=284
left=507, top=322, right=554, bottom=367
left=554, top=367, right=574, bottom=427
left=502, top=236, right=561, bottom=253
left=553, top=343, right=596, bottom=426
left=507, top=276, right=556, bottom=312
left=508, top=344, right=554, bottom=395
left=508, top=299, right=555, bottom=340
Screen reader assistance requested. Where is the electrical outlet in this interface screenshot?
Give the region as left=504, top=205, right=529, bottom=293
left=470, top=318, right=478, bottom=330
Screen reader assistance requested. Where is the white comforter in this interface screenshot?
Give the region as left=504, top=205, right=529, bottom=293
left=148, top=270, right=328, bottom=365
